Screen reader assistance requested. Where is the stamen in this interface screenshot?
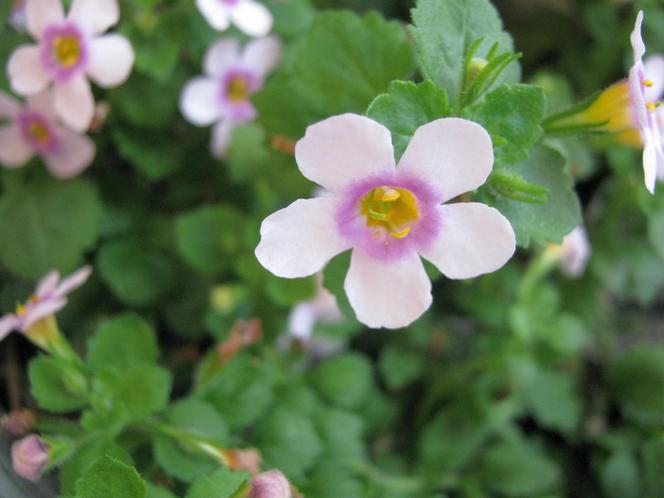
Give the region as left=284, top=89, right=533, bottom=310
left=227, top=77, right=250, bottom=102
left=644, top=79, right=655, bottom=88
left=374, top=187, right=400, bottom=202
left=390, top=227, right=412, bottom=239
left=15, top=303, right=27, bottom=317
left=53, top=35, right=81, bottom=68
left=646, top=101, right=662, bottom=111
left=368, top=209, right=387, bottom=221
left=29, top=122, right=50, bottom=145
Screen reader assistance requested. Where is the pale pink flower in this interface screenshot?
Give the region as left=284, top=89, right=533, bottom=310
left=256, top=115, right=516, bottom=329
left=196, top=0, right=272, bottom=37
left=9, top=0, right=27, bottom=31
left=11, top=434, right=49, bottom=482
left=0, top=90, right=94, bottom=177
left=180, top=36, right=281, bottom=158
left=250, top=469, right=292, bottom=498
left=559, top=225, right=591, bottom=278
left=0, top=266, right=92, bottom=342
left=7, top=0, right=134, bottom=132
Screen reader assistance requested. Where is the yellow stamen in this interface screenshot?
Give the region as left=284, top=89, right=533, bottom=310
left=360, top=186, right=419, bottom=241
left=374, top=187, right=400, bottom=202
left=16, top=303, right=27, bottom=317
left=646, top=101, right=662, bottom=111
left=227, top=77, right=250, bottom=102
left=390, top=227, right=412, bottom=239
left=28, top=122, right=50, bottom=145
left=644, top=79, right=655, bottom=88
left=53, top=35, right=81, bottom=68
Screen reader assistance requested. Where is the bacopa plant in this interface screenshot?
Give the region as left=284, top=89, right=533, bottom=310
left=1, top=0, right=664, bottom=497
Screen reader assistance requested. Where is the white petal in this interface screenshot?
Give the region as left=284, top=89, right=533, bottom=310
left=35, top=270, right=60, bottom=297
left=419, top=203, right=515, bottom=279
left=54, top=266, right=92, bottom=297
left=53, top=75, right=94, bottom=132
left=295, top=114, right=395, bottom=193
left=559, top=226, right=591, bottom=278
left=644, top=55, right=664, bottom=102
left=344, top=250, right=431, bottom=329
left=0, top=92, right=21, bottom=119
left=0, top=315, right=19, bottom=341
left=631, top=11, right=645, bottom=63
left=398, top=118, right=494, bottom=203
left=196, top=0, right=231, bottom=31
left=231, top=0, right=273, bottom=37
left=23, top=297, right=67, bottom=330
left=288, top=303, right=316, bottom=340
left=210, top=119, right=234, bottom=159
left=44, top=126, right=95, bottom=178
left=27, top=91, right=58, bottom=121
left=86, top=34, right=134, bottom=88
left=26, top=0, right=64, bottom=39
left=643, top=132, right=658, bottom=194
left=67, top=0, right=119, bottom=36
left=0, top=125, right=33, bottom=167
left=255, top=197, right=351, bottom=278
left=8, top=45, right=51, bottom=95
left=204, top=38, right=240, bottom=77
left=241, top=36, right=281, bottom=78
left=180, top=77, right=223, bottom=127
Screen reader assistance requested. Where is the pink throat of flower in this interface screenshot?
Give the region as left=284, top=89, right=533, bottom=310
left=219, top=68, right=260, bottom=122
left=17, top=111, right=60, bottom=155
left=40, top=22, right=88, bottom=81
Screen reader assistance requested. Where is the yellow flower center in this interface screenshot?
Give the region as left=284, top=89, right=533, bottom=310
left=53, top=35, right=81, bottom=68
left=16, top=295, right=39, bottom=316
left=360, top=186, right=419, bottom=239
left=28, top=121, right=51, bottom=146
left=227, top=77, right=250, bottom=103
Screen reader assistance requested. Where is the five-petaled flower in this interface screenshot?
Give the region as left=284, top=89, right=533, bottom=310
left=255, top=114, right=516, bottom=329
left=0, top=90, right=95, bottom=177
left=196, top=0, right=273, bottom=37
left=180, top=36, right=281, bottom=158
left=7, top=0, right=134, bottom=132
left=0, top=266, right=92, bottom=342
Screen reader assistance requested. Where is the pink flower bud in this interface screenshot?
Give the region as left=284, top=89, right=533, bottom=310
left=11, top=434, right=49, bottom=481
left=1, top=409, right=36, bottom=437
left=249, top=469, right=292, bottom=498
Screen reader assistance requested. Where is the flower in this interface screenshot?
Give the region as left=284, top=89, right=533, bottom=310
left=7, top=0, right=135, bottom=132
left=9, top=0, right=27, bottom=31
left=223, top=448, right=262, bottom=474
left=558, top=225, right=591, bottom=278
left=0, top=266, right=92, bottom=342
left=180, top=36, right=281, bottom=158
left=249, top=470, right=292, bottom=498
left=196, top=0, right=272, bottom=37
left=255, top=114, right=516, bottom=329
left=0, top=90, right=95, bottom=177
left=11, top=434, right=49, bottom=482
left=288, top=274, right=343, bottom=342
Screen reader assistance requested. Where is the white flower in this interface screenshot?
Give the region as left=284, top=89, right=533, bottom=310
left=180, top=36, right=281, bottom=158
left=558, top=225, right=591, bottom=278
left=288, top=274, right=343, bottom=342
left=196, top=0, right=272, bottom=37
left=7, top=0, right=135, bottom=132
left=255, top=114, right=516, bottom=329
left=0, top=90, right=95, bottom=178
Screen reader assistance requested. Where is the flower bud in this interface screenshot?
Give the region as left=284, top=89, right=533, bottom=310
left=11, top=435, right=49, bottom=481
left=249, top=469, right=292, bottom=498
left=224, top=448, right=262, bottom=474
left=1, top=409, right=36, bottom=437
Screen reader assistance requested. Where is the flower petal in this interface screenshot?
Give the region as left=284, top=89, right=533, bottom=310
left=344, top=249, right=431, bottom=329
left=67, top=0, right=119, bottom=36
left=0, top=91, right=22, bottom=119
left=36, top=270, right=60, bottom=297
left=419, top=203, right=515, bottom=279
left=231, top=0, right=273, bottom=37
left=44, top=126, right=95, bottom=178
left=255, top=197, right=351, bottom=278
left=643, top=130, right=658, bottom=194
left=644, top=55, right=664, bottom=102
left=210, top=119, right=235, bottom=159
left=631, top=11, right=645, bottom=63
left=27, top=91, right=58, bottom=121
left=204, top=38, right=240, bottom=77
left=560, top=226, right=591, bottom=278
left=23, top=297, right=67, bottom=330
left=0, top=314, right=19, bottom=341
left=86, top=34, right=134, bottom=88
left=26, top=0, right=64, bottom=39
left=295, top=114, right=395, bottom=193
left=53, top=75, right=94, bottom=132
left=180, top=77, right=223, bottom=126
left=8, top=45, right=51, bottom=95
left=0, top=125, right=33, bottom=167
left=241, top=36, right=281, bottom=77
left=288, top=303, right=316, bottom=340
left=398, top=118, right=494, bottom=203
left=53, top=265, right=92, bottom=298
left=196, top=0, right=231, bottom=31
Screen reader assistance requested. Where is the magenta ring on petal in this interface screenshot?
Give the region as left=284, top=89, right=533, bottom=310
left=16, top=110, right=60, bottom=155
left=39, top=22, right=89, bottom=82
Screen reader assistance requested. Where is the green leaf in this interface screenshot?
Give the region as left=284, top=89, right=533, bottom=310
left=146, top=484, right=178, bottom=498
left=75, top=456, right=146, bottom=498
left=113, top=128, right=183, bottom=180
left=61, top=440, right=132, bottom=496
left=87, top=313, right=158, bottom=372
left=0, top=178, right=101, bottom=280
left=601, top=451, right=639, bottom=498
left=379, top=346, right=424, bottom=390
left=109, top=73, right=181, bottom=129
left=525, top=370, right=581, bottom=434
left=366, top=80, right=452, bottom=158
left=28, top=355, right=88, bottom=413
left=304, top=463, right=364, bottom=498
left=314, top=408, right=365, bottom=463
left=464, top=84, right=546, bottom=164
left=642, top=434, right=664, bottom=498
left=647, top=204, right=664, bottom=260
left=410, top=0, right=519, bottom=104
left=265, top=275, right=316, bottom=307
left=185, top=468, right=249, bottom=498
left=310, top=353, right=374, bottom=409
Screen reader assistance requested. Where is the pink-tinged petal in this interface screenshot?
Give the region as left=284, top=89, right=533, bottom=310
left=44, top=127, right=95, bottom=178
left=250, top=469, right=291, bottom=498
left=35, top=270, right=60, bottom=297
left=196, top=0, right=231, bottom=31
left=398, top=118, right=493, bottom=203
left=644, top=55, right=664, bottom=102
left=559, top=226, right=591, bottom=278
left=53, top=75, right=94, bottom=132
left=86, top=34, right=134, bottom=88
left=419, top=203, right=515, bottom=279
left=295, top=114, right=395, bottom=193
left=0, top=315, right=19, bottom=341
left=288, top=303, right=317, bottom=340
left=53, top=265, right=92, bottom=298
left=631, top=11, right=645, bottom=63
left=256, top=197, right=351, bottom=278
left=0, top=92, right=22, bottom=119
left=241, top=36, right=281, bottom=78
left=344, top=249, right=431, bottom=329
left=629, top=65, right=648, bottom=131
left=11, top=435, right=49, bottom=482
left=643, top=131, right=658, bottom=194
left=7, top=45, right=51, bottom=95
left=0, top=125, right=33, bottom=167
left=26, top=0, right=64, bottom=39
left=204, top=38, right=240, bottom=77
left=26, top=91, right=57, bottom=121
left=22, top=297, right=67, bottom=330
left=231, top=0, right=273, bottom=37
left=210, top=119, right=235, bottom=159
left=67, top=0, right=119, bottom=36
left=180, top=77, right=223, bottom=126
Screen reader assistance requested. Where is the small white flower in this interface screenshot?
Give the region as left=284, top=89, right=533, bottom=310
left=558, top=225, right=591, bottom=278
left=180, top=36, right=281, bottom=158
left=255, top=114, right=516, bottom=329
left=7, top=0, right=135, bottom=132
left=196, top=0, right=273, bottom=37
